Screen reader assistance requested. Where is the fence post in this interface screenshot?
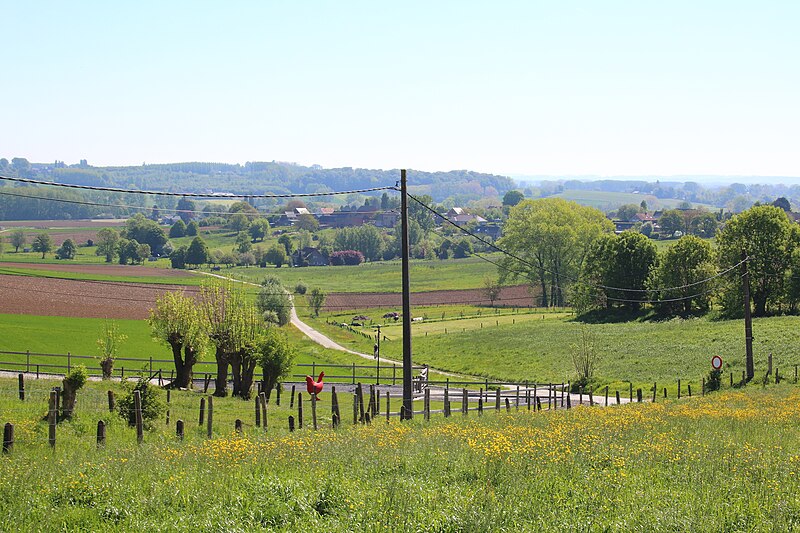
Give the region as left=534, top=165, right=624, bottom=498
left=478, top=389, right=484, bottom=415
left=386, top=391, right=391, bottom=423
left=652, top=382, right=657, bottom=403
left=393, top=364, right=397, bottom=386
left=18, top=373, right=24, bottom=401
left=176, top=420, right=184, bottom=440
left=702, top=378, right=705, bottom=396
left=276, top=385, right=281, bottom=406
left=516, top=385, right=520, bottom=410
left=589, top=388, right=594, bottom=406
left=204, top=373, right=210, bottom=393
left=68, top=352, right=71, bottom=373
left=444, top=388, right=450, bottom=417
left=526, top=388, right=531, bottom=411
left=462, top=388, right=468, bottom=416
left=290, top=385, right=296, bottom=408
left=3, top=423, right=13, bottom=454
left=688, top=384, right=692, bottom=397
left=289, top=416, right=295, bottom=432
left=579, top=387, right=583, bottom=405
left=166, top=389, right=170, bottom=425
left=677, top=379, right=681, bottom=399
left=206, top=396, right=213, bottom=439
left=199, top=397, right=205, bottom=426
left=298, top=393, right=304, bottom=429
left=615, top=390, right=621, bottom=405
left=95, top=419, right=106, bottom=448
left=357, top=383, right=365, bottom=423
left=311, top=392, right=318, bottom=430
left=134, top=390, right=143, bottom=444
left=636, top=389, right=642, bottom=403
left=495, top=388, right=500, bottom=411
left=26, top=350, right=30, bottom=373
left=424, top=388, right=430, bottom=421
left=605, top=386, right=609, bottom=407
left=332, top=386, right=340, bottom=429
left=629, top=383, right=633, bottom=402
left=664, top=387, right=667, bottom=399
left=255, top=396, right=261, bottom=427
left=235, top=419, right=242, bottom=433
left=260, top=392, right=268, bottom=432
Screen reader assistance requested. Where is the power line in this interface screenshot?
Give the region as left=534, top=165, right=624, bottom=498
left=0, top=175, right=397, bottom=198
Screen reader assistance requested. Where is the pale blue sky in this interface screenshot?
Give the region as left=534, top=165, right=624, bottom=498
left=1, top=1, right=798, bottom=177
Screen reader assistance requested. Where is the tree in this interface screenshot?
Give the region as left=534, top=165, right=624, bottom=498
left=170, top=245, right=187, bottom=269
left=295, top=214, right=319, bottom=232
left=256, top=277, right=292, bottom=327
left=658, top=210, right=684, bottom=237
left=235, top=231, right=252, bottom=254
left=648, top=236, right=716, bottom=315
left=136, top=243, right=151, bottom=263
left=482, top=277, right=502, bottom=307
left=716, top=205, right=795, bottom=317
left=258, top=328, right=297, bottom=401
left=307, top=287, right=326, bottom=317
left=176, top=197, right=196, bottom=223
left=264, top=245, right=287, bottom=267
left=616, top=204, right=640, bottom=221
left=640, top=200, right=648, bottom=212
left=498, top=198, right=614, bottom=307
left=278, top=234, right=293, bottom=255
left=149, top=290, right=207, bottom=389
left=329, top=250, right=364, bottom=265
left=248, top=218, right=270, bottom=242
left=95, top=227, right=120, bottom=262
left=97, top=321, right=127, bottom=379
left=772, top=197, right=791, bottom=212
left=186, top=220, right=199, bottom=236
left=56, top=238, right=77, bottom=260
left=690, top=213, right=718, bottom=238
left=118, top=239, right=141, bottom=265
left=185, top=236, right=210, bottom=267
left=32, top=233, right=53, bottom=259
left=408, top=194, right=436, bottom=235
left=228, top=213, right=250, bottom=232
left=334, top=225, right=384, bottom=261
left=453, top=238, right=473, bottom=258
left=122, top=214, right=167, bottom=255
left=169, top=220, right=187, bottom=238
left=578, top=231, right=657, bottom=312
left=9, top=229, right=26, bottom=253
left=502, top=190, right=524, bottom=207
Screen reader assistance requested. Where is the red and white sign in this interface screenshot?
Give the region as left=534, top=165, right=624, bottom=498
left=711, top=355, right=723, bottom=370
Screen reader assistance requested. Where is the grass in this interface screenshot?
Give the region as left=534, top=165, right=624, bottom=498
left=553, top=189, right=718, bottom=212
left=0, top=265, right=203, bottom=286
left=218, top=255, right=502, bottom=293
left=0, top=377, right=798, bottom=530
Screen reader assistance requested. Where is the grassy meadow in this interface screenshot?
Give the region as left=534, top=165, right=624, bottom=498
left=0, top=377, right=798, bottom=530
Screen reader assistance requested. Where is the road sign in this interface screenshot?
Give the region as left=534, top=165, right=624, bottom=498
left=711, top=355, right=723, bottom=370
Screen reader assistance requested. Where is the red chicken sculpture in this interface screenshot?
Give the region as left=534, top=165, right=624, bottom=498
left=305, top=371, right=325, bottom=398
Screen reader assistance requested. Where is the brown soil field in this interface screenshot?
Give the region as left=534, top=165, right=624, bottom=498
left=0, top=274, right=199, bottom=319
left=324, top=285, right=536, bottom=311
left=0, top=262, right=193, bottom=277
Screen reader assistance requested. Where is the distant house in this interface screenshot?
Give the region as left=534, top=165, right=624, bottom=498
left=474, top=224, right=502, bottom=240
left=161, top=215, right=181, bottom=225
left=319, top=211, right=371, bottom=228
left=445, top=207, right=487, bottom=226
left=292, top=247, right=328, bottom=267
left=629, top=212, right=658, bottom=224
left=374, top=210, right=400, bottom=228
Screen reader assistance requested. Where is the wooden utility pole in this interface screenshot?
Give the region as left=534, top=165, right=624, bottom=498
left=742, top=253, right=754, bottom=381
left=400, top=169, right=413, bottom=419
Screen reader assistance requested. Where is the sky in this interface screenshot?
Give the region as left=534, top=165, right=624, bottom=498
left=2, top=1, right=798, bottom=178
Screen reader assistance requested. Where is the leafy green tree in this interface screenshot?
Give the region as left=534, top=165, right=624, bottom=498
left=483, top=277, right=502, bottom=307
left=499, top=198, right=614, bottom=307
left=228, top=213, right=250, bottom=232
left=122, top=214, right=167, bottom=255
left=169, top=219, right=187, bottom=238
left=453, top=238, right=473, bottom=258
left=186, top=220, right=199, bottom=236
left=278, top=234, right=293, bottom=255
left=408, top=194, right=436, bottom=235
left=149, top=290, right=207, bottom=389
left=307, top=287, right=326, bottom=317
left=772, top=197, right=791, bottom=212
left=136, top=243, right=151, bottom=262
left=616, top=204, right=640, bottom=221
left=248, top=218, right=270, bottom=242
left=334, top=225, right=384, bottom=261
left=170, top=245, right=187, bottom=269
left=256, top=277, right=292, bottom=326
left=648, top=236, right=716, bottom=315
left=176, top=197, right=196, bottom=223
left=95, top=227, right=120, bottom=262
left=658, top=210, right=684, bottom=237
left=32, top=232, right=53, bottom=259
left=295, top=213, right=319, bottom=232
left=56, top=238, right=77, bottom=260
left=235, top=231, right=252, bottom=253
left=117, top=377, right=165, bottom=429
left=258, top=328, right=297, bottom=400
left=690, top=213, right=718, bottom=238
left=265, top=244, right=287, bottom=267
left=502, top=190, right=524, bottom=207
left=186, top=236, right=210, bottom=267
left=10, top=229, right=26, bottom=252
left=716, top=205, right=795, bottom=317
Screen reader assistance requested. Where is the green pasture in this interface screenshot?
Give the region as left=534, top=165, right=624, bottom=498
left=218, top=255, right=501, bottom=293
left=0, top=379, right=799, bottom=530
left=0, top=265, right=202, bottom=286
left=553, top=189, right=718, bottom=212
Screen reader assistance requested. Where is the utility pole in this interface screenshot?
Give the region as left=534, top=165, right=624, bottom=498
left=742, top=252, right=754, bottom=381
left=400, top=169, right=413, bottom=419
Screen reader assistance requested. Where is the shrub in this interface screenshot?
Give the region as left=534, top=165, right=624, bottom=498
left=704, top=369, right=722, bottom=393
left=117, top=377, right=165, bottom=429
left=294, top=282, right=308, bottom=295
left=330, top=250, right=364, bottom=266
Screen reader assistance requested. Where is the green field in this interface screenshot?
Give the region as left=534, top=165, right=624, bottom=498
left=219, top=255, right=501, bottom=293
left=0, top=377, right=798, bottom=530
left=0, top=265, right=203, bottom=286
left=553, top=189, right=718, bottom=212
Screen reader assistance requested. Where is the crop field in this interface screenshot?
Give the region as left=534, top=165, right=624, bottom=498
left=553, top=189, right=718, bottom=212
left=0, top=377, right=798, bottom=530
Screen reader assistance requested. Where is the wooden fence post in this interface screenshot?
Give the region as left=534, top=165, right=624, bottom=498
left=352, top=392, right=358, bottom=425
left=290, top=385, right=296, bottom=408
left=311, top=392, right=318, bottom=430
left=444, top=388, right=450, bottom=417
left=478, top=390, right=484, bottom=415
left=289, top=416, right=295, bottom=432
left=462, top=388, right=468, bottom=416
left=589, top=388, right=594, bottom=406
left=357, top=383, right=365, bottom=423
left=505, top=398, right=510, bottom=412
left=424, top=388, right=430, bottom=421
left=702, top=378, right=705, bottom=396
left=260, top=392, right=268, bottom=432
left=204, top=373, right=210, bottom=393
left=48, top=390, right=57, bottom=448
left=298, top=393, right=304, bottom=429
left=652, top=382, right=657, bottom=403
left=605, top=386, right=609, bottom=407
left=176, top=420, right=184, bottom=440
left=96, top=420, right=106, bottom=448
left=255, top=396, right=261, bottom=427
left=566, top=393, right=571, bottom=409
left=276, top=385, right=281, bottom=406
left=516, top=385, right=520, bottom=410
left=134, top=390, right=143, bottom=444
left=206, top=395, right=213, bottom=439
left=636, top=389, right=642, bottom=403
left=677, top=379, right=681, bottom=399
left=629, top=383, right=633, bottom=402
left=495, top=388, right=500, bottom=411
left=235, top=419, right=242, bottom=433
left=166, top=389, right=171, bottom=425
left=688, top=384, right=692, bottom=397
left=199, top=397, right=205, bottom=426
left=3, top=423, right=13, bottom=454
left=579, top=387, right=583, bottom=405
left=386, top=391, right=390, bottom=423
left=615, top=390, right=620, bottom=405
left=18, top=373, right=24, bottom=401
left=331, top=386, right=340, bottom=428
